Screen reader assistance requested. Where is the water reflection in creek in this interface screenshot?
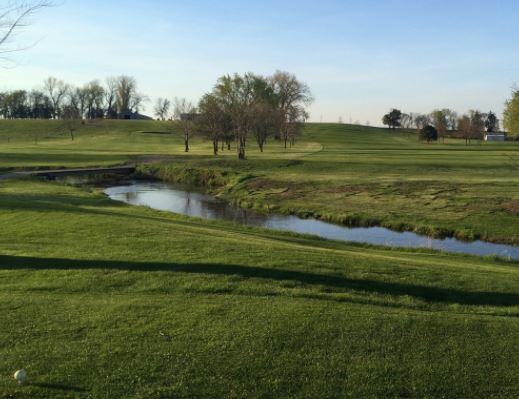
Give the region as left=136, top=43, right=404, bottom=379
left=104, top=180, right=519, bottom=261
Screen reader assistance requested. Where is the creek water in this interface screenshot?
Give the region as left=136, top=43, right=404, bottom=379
left=104, top=180, right=519, bottom=260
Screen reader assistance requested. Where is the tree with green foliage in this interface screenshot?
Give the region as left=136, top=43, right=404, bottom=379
left=504, top=89, right=519, bottom=136
left=420, top=125, right=438, bottom=143
left=269, top=71, right=313, bottom=148
left=382, top=109, right=402, bottom=130
left=485, top=111, right=499, bottom=133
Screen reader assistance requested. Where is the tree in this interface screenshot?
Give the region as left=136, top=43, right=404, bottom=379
left=444, top=109, right=458, bottom=131
left=431, top=110, right=448, bottom=143
left=469, top=110, right=485, bottom=144
left=173, top=97, right=196, bottom=153
left=0, top=1, right=52, bottom=59
left=115, top=75, right=147, bottom=114
left=213, top=74, right=254, bottom=160
left=414, top=114, right=431, bottom=131
left=197, top=93, right=231, bottom=155
left=400, top=113, right=413, bottom=129
left=61, top=106, right=81, bottom=141
left=154, top=98, right=171, bottom=120
left=269, top=71, right=313, bottom=148
left=251, top=100, right=278, bottom=152
left=104, top=77, right=118, bottom=118
left=504, top=88, right=519, bottom=137
left=43, top=77, right=69, bottom=119
left=457, top=114, right=472, bottom=146
left=382, top=109, right=402, bottom=130
left=485, top=111, right=499, bottom=133
left=420, top=125, right=438, bottom=143
left=84, top=80, right=105, bottom=119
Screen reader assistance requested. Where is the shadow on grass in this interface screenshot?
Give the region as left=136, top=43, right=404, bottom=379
left=1, top=255, right=518, bottom=307
left=30, top=382, right=87, bottom=392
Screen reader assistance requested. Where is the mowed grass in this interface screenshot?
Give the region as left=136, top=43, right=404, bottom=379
left=1, top=180, right=519, bottom=398
left=1, top=120, right=519, bottom=397
left=139, top=123, right=519, bottom=243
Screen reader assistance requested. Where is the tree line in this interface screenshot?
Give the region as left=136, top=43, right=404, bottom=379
left=0, top=76, right=147, bottom=120
left=382, top=108, right=501, bottom=144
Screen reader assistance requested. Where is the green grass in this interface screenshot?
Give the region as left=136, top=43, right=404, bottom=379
left=1, top=179, right=519, bottom=398
left=1, top=120, right=519, bottom=397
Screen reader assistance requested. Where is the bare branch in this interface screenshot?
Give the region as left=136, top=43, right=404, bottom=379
left=0, top=1, right=53, bottom=58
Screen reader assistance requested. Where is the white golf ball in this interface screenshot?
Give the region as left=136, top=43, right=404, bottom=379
left=14, top=369, right=27, bottom=384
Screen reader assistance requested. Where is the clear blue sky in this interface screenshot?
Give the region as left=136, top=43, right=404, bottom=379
left=2, top=0, right=518, bottom=125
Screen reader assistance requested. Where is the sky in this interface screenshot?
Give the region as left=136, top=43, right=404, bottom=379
left=1, top=0, right=519, bottom=125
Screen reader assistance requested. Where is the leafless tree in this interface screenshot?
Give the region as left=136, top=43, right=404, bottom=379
left=457, top=114, right=472, bottom=145
left=431, top=109, right=448, bottom=143
left=61, top=105, right=81, bottom=141
left=154, top=97, right=171, bottom=120
left=114, top=75, right=147, bottom=114
left=83, top=80, right=105, bottom=119
left=104, top=77, right=118, bottom=118
left=173, top=97, right=196, bottom=152
left=414, top=114, right=431, bottom=131
left=43, top=76, right=69, bottom=119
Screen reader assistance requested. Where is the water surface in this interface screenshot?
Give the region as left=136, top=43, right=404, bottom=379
left=104, top=181, right=519, bottom=260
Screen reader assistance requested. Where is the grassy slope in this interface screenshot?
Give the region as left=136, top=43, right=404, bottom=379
left=0, top=120, right=519, bottom=397
left=0, top=180, right=518, bottom=398
left=140, top=123, right=519, bottom=243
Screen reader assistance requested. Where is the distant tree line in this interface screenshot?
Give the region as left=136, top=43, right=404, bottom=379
left=0, top=76, right=147, bottom=120
left=382, top=108, right=502, bottom=144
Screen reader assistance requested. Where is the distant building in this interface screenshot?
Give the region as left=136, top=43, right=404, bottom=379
left=484, top=132, right=506, bottom=142
left=117, top=111, right=153, bottom=120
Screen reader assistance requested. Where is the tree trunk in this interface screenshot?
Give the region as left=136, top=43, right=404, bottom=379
left=213, top=140, right=219, bottom=156
left=184, top=131, right=189, bottom=152
left=237, top=134, right=246, bottom=160
left=70, top=130, right=74, bottom=141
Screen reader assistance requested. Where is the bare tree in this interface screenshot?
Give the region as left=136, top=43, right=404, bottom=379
left=114, top=75, right=147, bottom=114
left=61, top=105, right=81, bottom=141
left=173, top=97, right=196, bottom=152
left=431, top=109, right=448, bottom=143
left=154, top=97, right=171, bottom=120
left=0, top=1, right=52, bottom=61
left=43, top=76, right=69, bottom=118
left=414, top=114, right=431, bottom=131
left=82, top=80, right=105, bottom=119
left=104, top=77, right=118, bottom=118
left=457, top=114, right=472, bottom=146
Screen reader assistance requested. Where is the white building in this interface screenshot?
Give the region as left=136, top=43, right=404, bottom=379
left=485, top=133, right=506, bottom=142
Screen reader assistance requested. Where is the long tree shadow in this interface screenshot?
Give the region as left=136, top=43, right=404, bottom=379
left=30, top=382, right=87, bottom=392
left=1, top=255, right=518, bottom=307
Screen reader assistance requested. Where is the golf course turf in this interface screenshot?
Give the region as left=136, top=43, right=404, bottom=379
left=0, top=120, right=518, bottom=398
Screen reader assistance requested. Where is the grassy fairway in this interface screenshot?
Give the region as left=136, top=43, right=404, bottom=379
left=1, top=121, right=519, bottom=397
left=0, top=179, right=519, bottom=398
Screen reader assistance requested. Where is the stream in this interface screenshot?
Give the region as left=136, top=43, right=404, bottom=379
left=104, top=180, right=519, bottom=260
